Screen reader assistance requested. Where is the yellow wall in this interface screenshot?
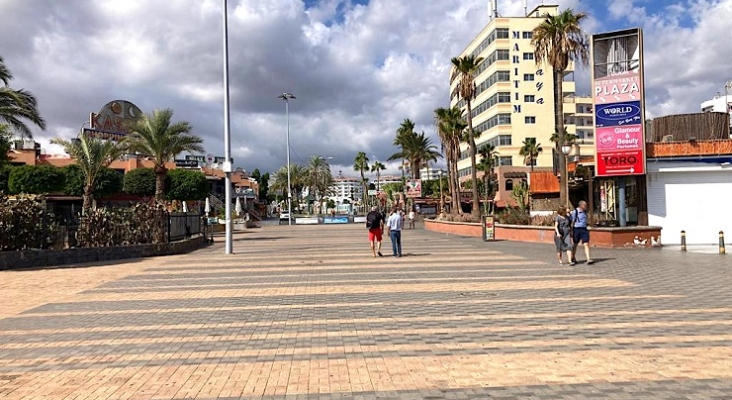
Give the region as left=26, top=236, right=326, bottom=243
left=451, top=5, right=595, bottom=177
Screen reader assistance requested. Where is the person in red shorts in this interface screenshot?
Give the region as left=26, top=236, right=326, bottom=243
left=366, top=206, right=385, bottom=257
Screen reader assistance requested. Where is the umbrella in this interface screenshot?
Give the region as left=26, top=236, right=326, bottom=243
left=235, top=197, right=242, bottom=216
left=182, top=201, right=188, bottom=213
left=204, top=197, right=211, bottom=215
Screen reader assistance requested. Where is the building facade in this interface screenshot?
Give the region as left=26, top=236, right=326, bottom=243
left=700, top=93, right=732, bottom=128
left=450, top=4, right=594, bottom=180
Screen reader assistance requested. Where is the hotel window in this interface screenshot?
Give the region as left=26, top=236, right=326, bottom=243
left=499, top=156, right=513, bottom=166
left=523, top=52, right=534, bottom=60
left=522, top=31, right=533, bottom=39
left=525, top=116, right=536, bottom=124
left=524, top=95, right=535, bottom=103
left=523, top=73, right=535, bottom=81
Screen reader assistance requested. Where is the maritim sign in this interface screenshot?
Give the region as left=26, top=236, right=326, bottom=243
left=591, top=28, right=647, bottom=177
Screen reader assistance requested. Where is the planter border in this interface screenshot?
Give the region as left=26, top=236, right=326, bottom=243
left=424, top=219, right=662, bottom=249
left=0, top=236, right=209, bottom=271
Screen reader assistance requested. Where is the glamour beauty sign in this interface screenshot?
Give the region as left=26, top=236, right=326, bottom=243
left=591, top=28, right=646, bottom=177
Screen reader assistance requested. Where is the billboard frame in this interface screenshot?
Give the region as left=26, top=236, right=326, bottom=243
left=591, top=28, right=647, bottom=178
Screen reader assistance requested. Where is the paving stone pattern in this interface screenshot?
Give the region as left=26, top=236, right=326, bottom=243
left=1, top=224, right=732, bottom=399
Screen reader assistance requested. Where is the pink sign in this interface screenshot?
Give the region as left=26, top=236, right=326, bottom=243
left=594, top=72, right=642, bottom=104
left=596, top=125, right=643, bottom=151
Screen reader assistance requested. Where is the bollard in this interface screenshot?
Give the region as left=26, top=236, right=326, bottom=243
left=680, top=230, right=686, bottom=252
left=720, top=231, right=726, bottom=255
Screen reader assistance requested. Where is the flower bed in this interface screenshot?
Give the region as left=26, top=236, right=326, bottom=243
left=424, top=219, right=662, bottom=249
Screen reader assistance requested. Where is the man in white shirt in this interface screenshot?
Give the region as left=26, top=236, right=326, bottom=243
left=386, top=206, right=404, bottom=257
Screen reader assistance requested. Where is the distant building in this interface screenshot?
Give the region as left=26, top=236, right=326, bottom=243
left=450, top=4, right=594, bottom=180
left=418, top=166, right=445, bottom=181
left=701, top=93, right=732, bottom=127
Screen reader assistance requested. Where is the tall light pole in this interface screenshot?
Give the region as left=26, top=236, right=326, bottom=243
left=561, top=142, right=573, bottom=208
left=222, top=0, right=233, bottom=254
left=278, top=92, right=296, bottom=225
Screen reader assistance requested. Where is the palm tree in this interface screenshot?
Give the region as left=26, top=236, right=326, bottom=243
left=435, top=106, right=466, bottom=214
left=124, top=109, right=204, bottom=202
left=477, top=144, right=499, bottom=213
left=450, top=55, right=484, bottom=217
left=0, top=56, right=46, bottom=138
left=389, top=131, right=441, bottom=180
left=353, top=152, right=369, bottom=205
left=532, top=8, right=589, bottom=204
left=370, top=160, right=385, bottom=191
left=306, top=156, right=334, bottom=213
left=51, top=135, right=125, bottom=214
left=519, top=138, right=543, bottom=171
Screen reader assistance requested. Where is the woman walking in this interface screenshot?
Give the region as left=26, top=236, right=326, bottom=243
left=554, top=206, right=573, bottom=265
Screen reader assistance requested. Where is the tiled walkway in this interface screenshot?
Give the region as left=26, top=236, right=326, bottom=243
left=1, top=224, right=731, bottom=399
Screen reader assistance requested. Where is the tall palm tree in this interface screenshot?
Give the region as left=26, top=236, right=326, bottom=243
left=0, top=56, right=46, bottom=138
left=125, top=109, right=204, bottom=202
left=370, top=161, right=385, bottom=192
left=390, top=131, right=441, bottom=180
left=435, top=106, right=466, bottom=214
left=519, top=138, right=543, bottom=171
left=532, top=8, right=589, bottom=204
left=477, top=144, right=499, bottom=213
left=450, top=55, right=484, bottom=217
left=353, top=152, right=369, bottom=204
left=306, top=156, right=334, bottom=213
left=271, top=164, right=307, bottom=212
left=51, top=135, right=125, bottom=214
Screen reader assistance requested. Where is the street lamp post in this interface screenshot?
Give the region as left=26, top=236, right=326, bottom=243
left=222, top=0, right=233, bottom=254
left=278, top=93, right=296, bottom=226
left=439, top=170, right=445, bottom=215
left=561, top=142, right=573, bottom=208
left=725, top=81, right=732, bottom=121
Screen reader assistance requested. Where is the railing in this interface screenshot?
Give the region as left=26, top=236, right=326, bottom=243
left=168, top=213, right=203, bottom=242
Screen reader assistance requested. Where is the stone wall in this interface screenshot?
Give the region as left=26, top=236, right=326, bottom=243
left=0, top=236, right=208, bottom=271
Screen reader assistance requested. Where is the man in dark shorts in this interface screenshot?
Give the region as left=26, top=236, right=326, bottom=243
left=570, top=200, right=594, bottom=265
left=366, top=206, right=385, bottom=257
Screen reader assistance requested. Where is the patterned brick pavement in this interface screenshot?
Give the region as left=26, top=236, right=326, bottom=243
left=1, top=223, right=731, bottom=399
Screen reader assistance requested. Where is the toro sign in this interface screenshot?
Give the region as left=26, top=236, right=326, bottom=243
left=597, top=150, right=644, bottom=176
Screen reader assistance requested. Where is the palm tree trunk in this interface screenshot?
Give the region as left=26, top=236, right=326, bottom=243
left=155, top=167, right=167, bottom=203
left=451, top=154, right=461, bottom=214
left=82, top=185, right=93, bottom=215
left=555, top=69, right=567, bottom=205
left=465, top=100, right=480, bottom=217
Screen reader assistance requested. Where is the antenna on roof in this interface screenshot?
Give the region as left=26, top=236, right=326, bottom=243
left=488, top=0, right=499, bottom=20
left=524, top=0, right=528, bottom=16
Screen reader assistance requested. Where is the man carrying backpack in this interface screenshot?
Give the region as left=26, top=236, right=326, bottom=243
left=570, top=200, right=594, bottom=265
left=366, top=206, right=385, bottom=257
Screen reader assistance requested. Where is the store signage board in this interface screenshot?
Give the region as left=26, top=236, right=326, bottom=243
left=591, top=28, right=647, bottom=177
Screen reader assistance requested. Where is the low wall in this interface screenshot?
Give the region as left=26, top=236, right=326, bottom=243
left=0, top=236, right=208, bottom=271
left=424, top=219, right=662, bottom=248
left=424, top=219, right=482, bottom=237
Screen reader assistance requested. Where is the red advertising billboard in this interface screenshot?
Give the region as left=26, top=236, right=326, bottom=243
left=591, top=28, right=646, bottom=177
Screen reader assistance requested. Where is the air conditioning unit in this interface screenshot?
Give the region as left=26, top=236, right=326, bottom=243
left=661, top=135, right=674, bottom=142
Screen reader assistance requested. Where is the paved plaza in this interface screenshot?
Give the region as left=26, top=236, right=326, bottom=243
left=1, top=223, right=732, bottom=399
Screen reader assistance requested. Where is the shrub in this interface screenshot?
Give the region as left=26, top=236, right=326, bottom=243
left=123, top=168, right=156, bottom=197
left=8, top=165, right=65, bottom=194
left=530, top=214, right=557, bottom=227
left=0, top=193, right=58, bottom=251
left=166, top=169, right=209, bottom=201
left=496, top=207, right=530, bottom=225
left=62, top=164, right=123, bottom=198
left=76, top=203, right=168, bottom=247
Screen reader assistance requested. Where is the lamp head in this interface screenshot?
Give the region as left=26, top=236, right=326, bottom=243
left=278, top=92, right=296, bottom=100
left=561, top=142, right=572, bottom=155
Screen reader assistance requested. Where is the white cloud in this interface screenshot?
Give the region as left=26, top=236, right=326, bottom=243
left=0, top=0, right=729, bottom=178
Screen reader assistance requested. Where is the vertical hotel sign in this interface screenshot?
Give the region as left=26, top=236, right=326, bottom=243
left=591, top=28, right=646, bottom=177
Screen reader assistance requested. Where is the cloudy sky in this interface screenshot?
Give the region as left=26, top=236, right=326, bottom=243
left=2, top=0, right=730, bottom=177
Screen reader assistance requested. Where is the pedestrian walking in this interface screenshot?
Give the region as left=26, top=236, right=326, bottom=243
left=408, top=209, right=416, bottom=229
left=365, top=206, right=385, bottom=257
left=554, top=205, right=573, bottom=264
left=570, top=200, right=594, bottom=265
left=386, top=206, right=403, bottom=257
